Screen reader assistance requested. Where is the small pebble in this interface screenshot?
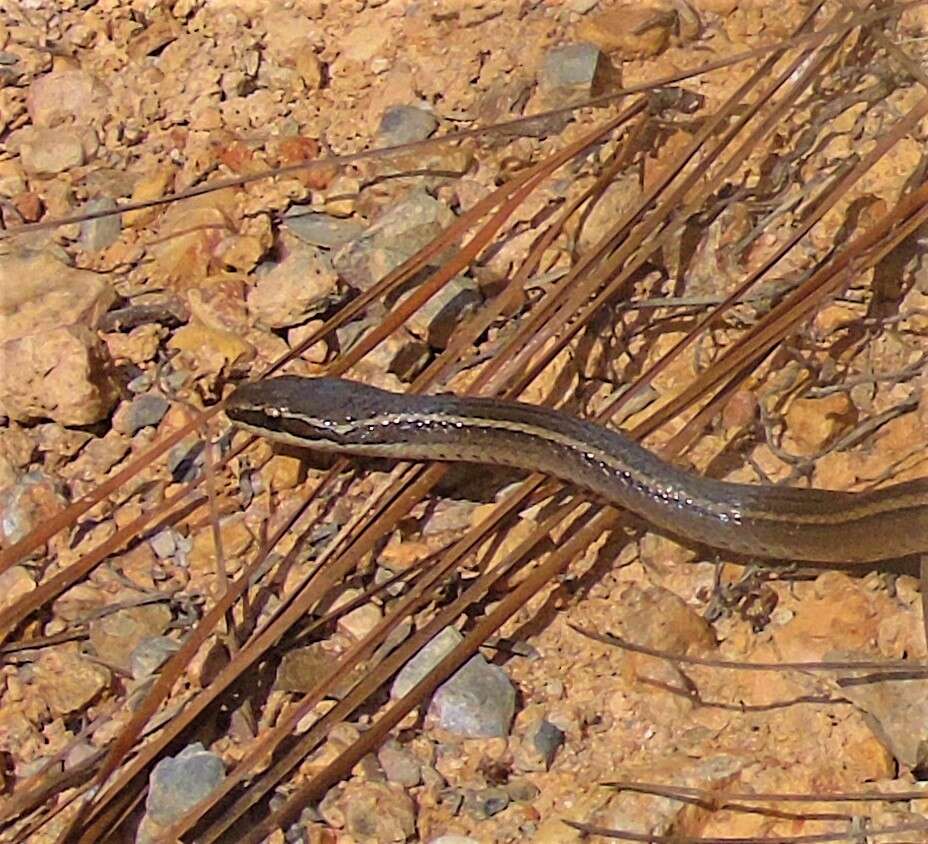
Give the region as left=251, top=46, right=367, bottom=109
left=377, top=104, right=439, bottom=146
left=506, top=778, right=540, bottom=803
left=532, top=718, right=565, bottom=769
left=127, top=372, right=154, bottom=393
left=539, top=42, right=613, bottom=105
left=167, top=439, right=204, bottom=482
left=463, top=786, right=509, bottom=820
left=113, top=393, right=170, bottom=435
left=149, top=529, right=177, bottom=559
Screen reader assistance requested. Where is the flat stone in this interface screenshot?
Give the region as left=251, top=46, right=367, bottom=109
left=79, top=197, right=121, bottom=251
left=283, top=208, right=364, bottom=248
left=506, top=778, right=540, bottom=803
left=378, top=104, right=438, bottom=146
left=785, top=394, right=857, bottom=456
left=400, top=274, right=482, bottom=349
left=112, top=393, right=170, bottom=435
left=20, top=127, right=86, bottom=175
left=89, top=603, right=172, bottom=673
left=130, top=636, right=181, bottom=680
left=838, top=664, right=928, bottom=769
left=337, top=602, right=382, bottom=641
left=65, top=429, right=129, bottom=481
left=335, top=317, right=429, bottom=381
left=166, top=436, right=204, bottom=483
left=247, top=238, right=339, bottom=328
left=566, top=0, right=599, bottom=11
left=167, top=320, right=255, bottom=377
left=333, top=190, right=455, bottom=291
left=145, top=743, right=224, bottom=826
left=0, top=252, right=114, bottom=343
left=185, top=515, right=254, bottom=576
left=392, top=626, right=463, bottom=700
left=377, top=742, right=421, bottom=787
left=0, top=326, right=117, bottom=424
left=149, top=529, right=177, bottom=559
left=531, top=718, right=565, bottom=769
left=463, top=786, right=509, bottom=819
left=123, top=167, right=173, bottom=228
left=275, top=642, right=363, bottom=699
left=339, top=21, right=391, bottom=63
left=577, top=6, right=675, bottom=58
left=65, top=739, right=98, bottom=771
left=0, top=161, right=26, bottom=197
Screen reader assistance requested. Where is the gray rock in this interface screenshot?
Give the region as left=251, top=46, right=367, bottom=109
left=539, top=42, right=614, bottom=106
left=392, top=626, right=463, bottom=700
left=463, top=787, right=509, bottom=819
left=839, top=666, right=928, bottom=769
left=532, top=717, right=565, bottom=769
left=247, top=237, right=339, bottom=328
left=149, top=529, right=177, bottom=559
left=377, top=742, right=421, bottom=787
left=429, top=653, right=516, bottom=738
left=428, top=837, right=480, bottom=844
left=378, top=104, right=439, bottom=146
left=79, top=197, right=121, bottom=251
left=333, top=190, right=455, bottom=291
left=0, top=472, right=66, bottom=546
left=437, top=788, right=464, bottom=816
left=400, top=274, right=482, bottom=349
left=335, top=317, right=430, bottom=381
left=167, top=438, right=203, bottom=482
left=130, top=636, right=180, bottom=680
left=161, top=369, right=189, bottom=394
left=506, top=778, right=540, bottom=803
left=113, top=393, right=169, bottom=435
left=283, top=208, right=364, bottom=248
left=127, top=372, right=154, bottom=393
left=145, top=742, right=224, bottom=826
left=421, top=764, right=445, bottom=790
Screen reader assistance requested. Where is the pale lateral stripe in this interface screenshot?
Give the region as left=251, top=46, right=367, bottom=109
left=235, top=404, right=926, bottom=528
